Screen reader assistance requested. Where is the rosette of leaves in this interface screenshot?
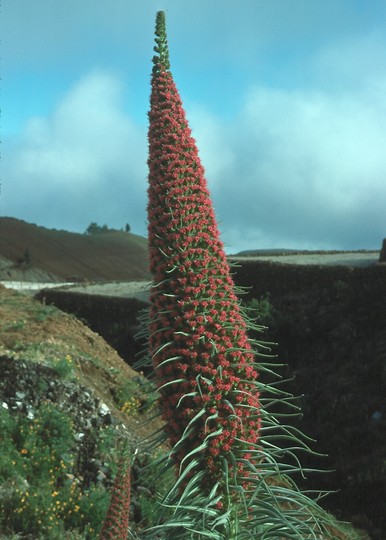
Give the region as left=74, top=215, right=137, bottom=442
left=138, top=11, right=361, bottom=540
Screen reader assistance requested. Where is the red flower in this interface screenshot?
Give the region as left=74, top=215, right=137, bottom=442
left=147, top=10, right=261, bottom=494
left=100, top=451, right=131, bottom=540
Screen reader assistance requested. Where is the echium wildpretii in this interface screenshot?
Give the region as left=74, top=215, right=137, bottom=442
left=99, top=446, right=131, bottom=540
left=148, top=11, right=261, bottom=488
left=143, top=11, right=361, bottom=540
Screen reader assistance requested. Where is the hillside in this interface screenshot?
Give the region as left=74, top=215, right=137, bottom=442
left=1, top=218, right=381, bottom=285
left=0, top=217, right=149, bottom=282
left=0, top=284, right=164, bottom=538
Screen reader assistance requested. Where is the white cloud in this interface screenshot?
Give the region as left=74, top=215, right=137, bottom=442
left=4, top=71, right=147, bottom=234
left=4, top=32, right=386, bottom=253
left=189, top=47, right=386, bottom=252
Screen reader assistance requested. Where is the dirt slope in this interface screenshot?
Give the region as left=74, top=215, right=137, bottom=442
left=0, top=217, right=149, bottom=281
left=0, top=284, right=160, bottom=445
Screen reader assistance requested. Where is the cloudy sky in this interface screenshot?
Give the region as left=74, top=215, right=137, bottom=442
left=3, top=0, right=386, bottom=252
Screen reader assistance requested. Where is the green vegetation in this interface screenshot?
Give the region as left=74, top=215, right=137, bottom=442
left=245, top=293, right=275, bottom=326
left=0, top=403, right=118, bottom=539
left=51, top=353, right=76, bottom=379
left=115, top=376, right=158, bottom=417
left=84, top=223, right=131, bottom=235
left=0, top=285, right=161, bottom=538
left=0, top=290, right=59, bottom=324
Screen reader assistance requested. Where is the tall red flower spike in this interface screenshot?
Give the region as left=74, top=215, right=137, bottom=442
left=144, top=11, right=360, bottom=540
left=148, top=11, right=261, bottom=488
left=100, top=449, right=131, bottom=540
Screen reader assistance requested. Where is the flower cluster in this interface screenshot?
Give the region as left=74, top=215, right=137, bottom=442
left=121, top=396, right=141, bottom=416
left=100, top=452, right=131, bottom=540
left=147, top=11, right=261, bottom=491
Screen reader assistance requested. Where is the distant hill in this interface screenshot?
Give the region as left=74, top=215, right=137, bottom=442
left=0, top=217, right=149, bottom=281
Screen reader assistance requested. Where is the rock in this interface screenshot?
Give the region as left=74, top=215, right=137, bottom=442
left=99, top=402, right=110, bottom=416
left=97, top=470, right=106, bottom=482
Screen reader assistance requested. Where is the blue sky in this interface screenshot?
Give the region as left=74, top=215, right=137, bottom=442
left=2, top=0, right=386, bottom=252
